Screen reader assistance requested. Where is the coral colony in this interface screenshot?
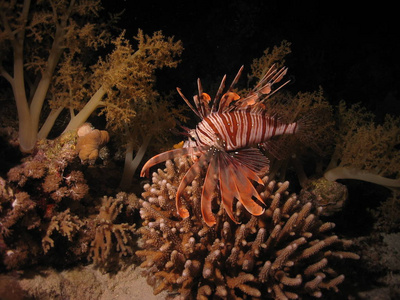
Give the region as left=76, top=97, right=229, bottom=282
left=1, top=1, right=400, bottom=299
left=138, top=156, right=360, bottom=299
left=137, top=66, right=361, bottom=299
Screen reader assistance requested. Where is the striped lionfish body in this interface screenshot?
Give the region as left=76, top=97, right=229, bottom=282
left=141, top=65, right=300, bottom=226
left=195, top=110, right=298, bottom=151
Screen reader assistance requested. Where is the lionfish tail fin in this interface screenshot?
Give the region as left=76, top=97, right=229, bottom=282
left=295, top=106, right=333, bottom=155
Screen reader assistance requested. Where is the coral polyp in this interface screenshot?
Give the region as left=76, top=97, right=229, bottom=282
left=137, top=156, right=359, bottom=299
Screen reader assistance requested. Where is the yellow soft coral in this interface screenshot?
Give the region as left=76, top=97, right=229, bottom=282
left=324, top=101, right=400, bottom=189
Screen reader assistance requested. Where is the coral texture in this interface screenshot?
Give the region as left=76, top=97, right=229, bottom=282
left=299, top=178, right=348, bottom=217
left=0, top=132, right=90, bottom=269
left=89, top=192, right=139, bottom=267
left=137, top=156, right=359, bottom=299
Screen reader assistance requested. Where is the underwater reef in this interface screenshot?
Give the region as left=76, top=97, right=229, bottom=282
left=0, top=1, right=400, bottom=298
left=0, top=129, right=138, bottom=271
left=137, top=156, right=359, bottom=299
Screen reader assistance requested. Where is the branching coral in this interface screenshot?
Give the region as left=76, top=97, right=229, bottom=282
left=7, top=132, right=89, bottom=205
left=89, top=192, right=138, bottom=267
left=1, top=0, right=182, bottom=156
left=0, top=0, right=111, bottom=152
left=0, top=124, right=144, bottom=270
left=42, top=209, right=83, bottom=254
left=137, top=156, right=359, bottom=299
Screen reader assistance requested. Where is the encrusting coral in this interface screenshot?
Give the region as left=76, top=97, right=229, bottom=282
left=76, top=123, right=110, bottom=164
left=137, top=156, right=359, bottom=299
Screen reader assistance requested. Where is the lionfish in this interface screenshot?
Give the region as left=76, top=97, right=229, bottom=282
left=141, top=65, right=308, bottom=226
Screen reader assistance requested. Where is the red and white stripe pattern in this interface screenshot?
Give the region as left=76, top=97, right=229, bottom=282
left=141, top=65, right=297, bottom=226
left=195, top=110, right=298, bottom=151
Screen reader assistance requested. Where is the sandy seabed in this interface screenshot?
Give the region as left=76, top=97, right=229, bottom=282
left=1, top=264, right=167, bottom=300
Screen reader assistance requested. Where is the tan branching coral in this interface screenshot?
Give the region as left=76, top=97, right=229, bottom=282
left=7, top=132, right=89, bottom=206
left=89, top=192, right=137, bottom=266
left=0, top=191, right=37, bottom=235
left=137, top=156, right=359, bottom=299
left=42, top=209, right=83, bottom=254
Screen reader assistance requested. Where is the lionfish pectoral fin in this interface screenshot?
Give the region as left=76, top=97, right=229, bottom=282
left=229, top=155, right=266, bottom=215
left=260, top=138, right=296, bottom=160
left=232, top=148, right=270, bottom=177
left=218, top=153, right=240, bottom=224
left=201, top=155, right=219, bottom=226
left=140, top=147, right=199, bottom=177
left=234, top=171, right=265, bottom=216
left=176, top=150, right=210, bottom=219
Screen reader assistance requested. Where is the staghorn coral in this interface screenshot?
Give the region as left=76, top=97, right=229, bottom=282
left=137, top=156, right=359, bottom=299
left=89, top=192, right=138, bottom=267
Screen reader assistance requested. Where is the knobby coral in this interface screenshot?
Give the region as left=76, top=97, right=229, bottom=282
left=137, top=156, right=359, bottom=299
left=76, top=123, right=110, bottom=164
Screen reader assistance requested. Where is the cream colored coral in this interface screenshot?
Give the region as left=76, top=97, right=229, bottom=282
left=76, top=124, right=110, bottom=164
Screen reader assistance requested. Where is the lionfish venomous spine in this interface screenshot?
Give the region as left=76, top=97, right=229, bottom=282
left=141, top=65, right=306, bottom=226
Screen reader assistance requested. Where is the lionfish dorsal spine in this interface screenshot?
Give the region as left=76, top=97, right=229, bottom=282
left=210, top=74, right=226, bottom=113
left=176, top=87, right=201, bottom=118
